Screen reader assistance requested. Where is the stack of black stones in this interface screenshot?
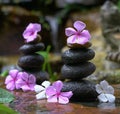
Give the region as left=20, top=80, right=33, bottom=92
left=18, top=35, right=49, bottom=84
left=61, top=43, right=98, bottom=101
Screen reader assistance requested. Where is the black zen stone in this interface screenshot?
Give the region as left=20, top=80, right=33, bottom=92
left=61, top=62, right=96, bottom=79
left=62, top=48, right=95, bottom=64
left=19, top=43, right=45, bottom=54
left=18, top=55, right=44, bottom=71
left=62, top=80, right=98, bottom=101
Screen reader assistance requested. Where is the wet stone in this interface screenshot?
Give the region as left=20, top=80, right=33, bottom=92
left=61, top=62, right=96, bottom=80
left=18, top=55, right=44, bottom=71
left=67, top=42, right=92, bottom=49
left=62, top=48, right=95, bottom=64
left=19, top=43, right=45, bottom=54
left=62, top=80, right=98, bottom=101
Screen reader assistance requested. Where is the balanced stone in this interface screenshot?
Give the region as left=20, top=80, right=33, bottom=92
left=62, top=48, right=95, bottom=64
left=19, top=43, right=45, bottom=54
left=62, top=80, right=98, bottom=101
left=61, top=62, right=96, bottom=80
left=18, top=55, right=44, bottom=71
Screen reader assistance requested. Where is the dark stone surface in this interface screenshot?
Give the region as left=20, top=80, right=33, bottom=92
left=19, top=43, right=45, bottom=54
left=18, top=55, right=44, bottom=71
left=67, top=42, right=92, bottom=49
left=61, top=62, right=96, bottom=79
left=62, top=48, right=95, bottom=64
left=62, top=80, right=98, bottom=101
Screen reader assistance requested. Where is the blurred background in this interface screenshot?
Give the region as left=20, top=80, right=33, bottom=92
left=0, top=0, right=120, bottom=83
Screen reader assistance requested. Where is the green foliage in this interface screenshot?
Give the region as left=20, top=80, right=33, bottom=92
left=36, top=45, right=57, bottom=81
left=0, top=104, right=18, bottom=114
left=117, top=0, right=120, bottom=10
left=0, top=88, right=14, bottom=103
left=0, top=70, right=9, bottom=77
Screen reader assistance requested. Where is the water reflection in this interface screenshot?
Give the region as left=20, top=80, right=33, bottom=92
left=97, top=102, right=116, bottom=109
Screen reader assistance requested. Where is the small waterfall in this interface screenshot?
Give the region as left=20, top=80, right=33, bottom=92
left=46, top=16, right=60, bottom=53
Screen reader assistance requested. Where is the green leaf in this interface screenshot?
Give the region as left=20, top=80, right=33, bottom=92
left=0, top=88, right=14, bottom=103
left=0, top=70, right=9, bottom=77
left=36, top=51, right=48, bottom=60
left=0, top=104, right=18, bottom=114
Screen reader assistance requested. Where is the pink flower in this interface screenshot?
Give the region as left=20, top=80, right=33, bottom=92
left=5, top=69, right=20, bottom=91
left=16, top=72, right=36, bottom=91
left=46, top=80, right=73, bottom=104
left=65, top=21, right=91, bottom=45
left=23, top=23, right=41, bottom=43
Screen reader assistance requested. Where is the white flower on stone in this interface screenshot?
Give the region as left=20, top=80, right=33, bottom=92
left=95, top=80, right=115, bottom=103
left=34, top=81, right=51, bottom=100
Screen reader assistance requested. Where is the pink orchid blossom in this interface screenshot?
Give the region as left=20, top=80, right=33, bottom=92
left=23, top=23, right=41, bottom=43
left=5, top=69, right=20, bottom=91
left=16, top=72, right=36, bottom=91
left=46, top=80, right=73, bottom=104
left=65, top=21, right=91, bottom=45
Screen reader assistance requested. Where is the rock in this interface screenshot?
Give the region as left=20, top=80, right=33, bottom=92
left=19, top=43, right=45, bottom=54
left=62, top=48, right=95, bottom=64
left=18, top=55, right=44, bottom=71
left=67, top=42, right=92, bottom=49
left=101, top=0, right=120, bottom=50
left=61, top=62, right=96, bottom=79
left=62, top=80, right=98, bottom=101
left=106, top=51, right=120, bottom=63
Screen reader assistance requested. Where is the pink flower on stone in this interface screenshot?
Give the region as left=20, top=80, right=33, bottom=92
left=23, top=23, right=41, bottom=43
left=5, top=69, right=20, bottom=91
left=46, top=80, right=73, bottom=104
left=16, top=72, right=36, bottom=91
left=65, top=21, right=91, bottom=45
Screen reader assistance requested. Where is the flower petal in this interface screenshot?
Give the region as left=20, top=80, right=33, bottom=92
left=106, top=86, right=114, bottom=94
left=98, top=94, right=108, bottom=103
left=21, top=85, right=31, bottom=91
left=19, top=72, right=29, bottom=82
left=29, top=84, right=35, bottom=91
left=65, top=27, right=76, bottom=36
left=47, top=95, right=57, bottom=103
left=81, top=30, right=91, bottom=40
left=34, top=85, right=45, bottom=93
left=100, top=80, right=109, bottom=91
left=67, top=35, right=76, bottom=44
left=58, top=95, right=69, bottom=104
left=76, top=36, right=89, bottom=45
left=46, top=86, right=56, bottom=97
left=33, top=23, right=41, bottom=32
left=6, top=81, right=15, bottom=91
left=36, top=91, right=46, bottom=100
left=95, top=84, right=103, bottom=94
left=105, top=94, right=115, bottom=103
left=52, top=80, right=63, bottom=93
left=42, top=81, right=51, bottom=88
left=5, top=75, right=13, bottom=84
left=60, top=91, right=73, bottom=99
left=28, top=74, right=36, bottom=84
left=74, top=21, right=86, bottom=32
left=9, top=69, right=19, bottom=78
left=16, top=79, right=26, bottom=89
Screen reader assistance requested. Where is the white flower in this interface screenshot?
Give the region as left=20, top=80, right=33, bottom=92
left=95, top=80, right=115, bottom=103
left=34, top=81, right=51, bottom=100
